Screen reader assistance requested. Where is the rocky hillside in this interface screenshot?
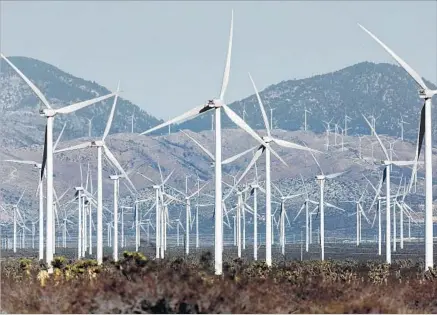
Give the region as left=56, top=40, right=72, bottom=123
left=177, top=62, right=436, bottom=142
left=0, top=56, right=435, bottom=236
left=0, top=56, right=162, bottom=147
left=0, top=128, right=428, bottom=235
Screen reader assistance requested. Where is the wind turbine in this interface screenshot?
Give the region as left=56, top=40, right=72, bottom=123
left=140, top=11, right=270, bottom=275
left=344, top=113, right=352, bottom=136
left=131, top=110, right=135, bottom=133
left=293, top=175, right=319, bottom=252
left=362, top=114, right=417, bottom=263
left=55, top=84, right=135, bottom=265
left=322, top=118, right=333, bottom=151
left=269, top=107, right=276, bottom=130
left=399, top=115, right=409, bottom=141
left=308, top=151, right=346, bottom=261
left=304, top=107, right=312, bottom=131
left=358, top=23, right=437, bottom=270
left=272, top=183, right=303, bottom=255
left=228, top=74, right=320, bottom=266
left=1, top=54, right=117, bottom=270
left=86, top=116, right=94, bottom=137
left=344, top=188, right=370, bottom=246
left=4, top=160, right=44, bottom=260
left=171, top=182, right=207, bottom=255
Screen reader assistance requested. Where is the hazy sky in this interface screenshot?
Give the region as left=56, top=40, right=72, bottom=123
left=1, top=1, right=436, bottom=120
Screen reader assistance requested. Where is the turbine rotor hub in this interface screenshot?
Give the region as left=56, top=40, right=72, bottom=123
left=208, top=99, right=223, bottom=108
left=91, top=140, right=104, bottom=147
left=262, top=136, right=273, bottom=143
left=40, top=108, right=56, bottom=117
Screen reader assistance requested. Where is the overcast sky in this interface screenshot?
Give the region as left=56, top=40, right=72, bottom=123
left=1, top=1, right=436, bottom=119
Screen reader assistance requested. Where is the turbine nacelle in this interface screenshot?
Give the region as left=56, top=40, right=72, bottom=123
left=262, top=136, right=274, bottom=143
left=39, top=108, right=56, bottom=118
left=208, top=99, right=223, bottom=108
left=91, top=140, right=104, bottom=147
left=109, top=175, right=122, bottom=180
left=419, top=89, right=437, bottom=99
left=316, top=175, right=325, bottom=181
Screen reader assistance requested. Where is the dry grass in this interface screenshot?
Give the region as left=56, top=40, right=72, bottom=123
left=1, top=252, right=437, bottom=314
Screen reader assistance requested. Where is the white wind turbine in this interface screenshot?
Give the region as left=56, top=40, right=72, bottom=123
left=304, top=107, right=312, bottom=131
left=1, top=54, right=117, bottom=270
left=86, top=116, right=94, bottom=138
left=358, top=23, right=437, bottom=269
left=363, top=114, right=417, bottom=263
left=131, top=110, right=135, bottom=133
left=6, top=190, right=28, bottom=253
left=308, top=151, right=346, bottom=261
left=272, top=183, right=303, bottom=255
left=55, top=85, right=136, bottom=265
left=322, top=118, right=334, bottom=151
left=344, top=113, right=352, bottom=136
left=231, top=73, right=319, bottom=266
left=344, top=188, right=370, bottom=246
left=4, top=160, right=44, bottom=259
left=170, top=182, right=208, bottom=255
left=399, top=115, right=409, bottom=141
left=181, top=130, right=257, bottom=168
left=140, top=11, right=271, bottom=275
left=293, top=175, right=319, bottom=252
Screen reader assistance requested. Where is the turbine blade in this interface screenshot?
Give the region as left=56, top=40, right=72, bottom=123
left=1, top=54, right=52, bottom=109
left=53, top=122, right=67, bottom=152
left=392, top=161, right=417, bottom=166
left=219, top=10, right=233, bottom=101
left=162, top=169, right=174, bottom=186
left=324, top=202, right=345, bottom=212
left=102, top=82, right=120, bottom=140
left=293, top=203, right=305, bottom=222
left=269, top=146, right=288, bottom=168
left=362, top=114, right=390, bottom=161
left=273, top=138, right=321, bottom=154
left=417, top=103, right=425, bottom=159
left=103, top=144, right=137, bottom=193
left=358, top=24, right=429, bottom=91
left=55, top=141, right=92, bottom=153
left=141, top=104, right=208, bottom=135
left=308, top=148, right=323, bottom=175
left=182, top=130, right=215, bottom=161
left=248, top=73, right=271, bottom=135
left=359, top=203, right=370, bottom=224
left=408, top=104, right=425, bottom=193
left=325, top=171, right=346, bottom=179
left=40, top=126, right=48, bottom=180
left=236, top=146, right=265, bottom=187
left=271, top=184, right=284, bottom=200
left=4, top=160, right=38, bottom=166
left=222, top=104, right=266, bottom=148
left=222, top=145, right=257, bottom=165
left=224, top=146, right=265, bottom=201
left=56, top=92, right=116, bottom=114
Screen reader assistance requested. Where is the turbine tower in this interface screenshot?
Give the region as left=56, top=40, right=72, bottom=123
left=1, top=54, right=117, bottom=271
left=358, top=23, right=437, bottom=270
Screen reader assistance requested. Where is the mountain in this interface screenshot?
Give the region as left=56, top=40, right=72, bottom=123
left=0, top=56, right=435, bottom=238
left=0, top=56, right=162, bottom=147
left=0, top=128, right=430, bottom=236
left=176, top=62, right=436, bottom=142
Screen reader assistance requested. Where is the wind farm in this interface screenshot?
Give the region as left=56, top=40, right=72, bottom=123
left=0, top=3, right=437, bottom=313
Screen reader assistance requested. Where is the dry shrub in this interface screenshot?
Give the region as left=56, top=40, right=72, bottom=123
left=1, top=252, right=437, bottom=313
